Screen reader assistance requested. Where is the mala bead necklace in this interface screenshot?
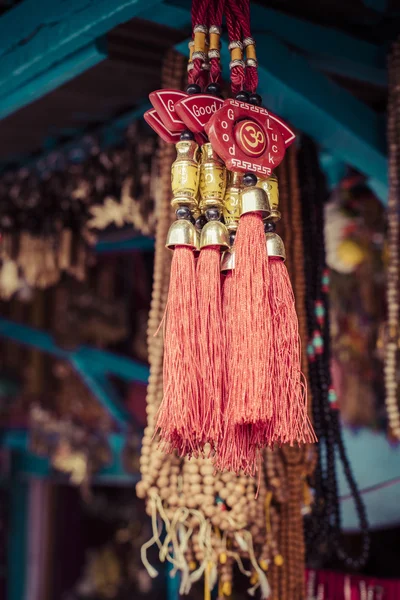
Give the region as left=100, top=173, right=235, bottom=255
left=385, top=39, right=400, bottom=439
left=298, top=136, right=370, bottom=571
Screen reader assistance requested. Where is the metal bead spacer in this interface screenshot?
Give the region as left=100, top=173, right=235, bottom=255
left=209, top=25, right=222, bottom=35
left=243, top=37, right=256, bottom=47
left=246, top=58, right=258, bottom=68
left=192, top=51, right=207, bottom=61
left=229, top=59, right=245, bottom=70
left=228, top=40, right=243, bottom=51
left=208, top=49, right=220, bottom=59
left=194, top=24, right=208, bottom=34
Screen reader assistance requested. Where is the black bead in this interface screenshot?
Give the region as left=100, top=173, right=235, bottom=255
left=186, top=83, right=201, bottom=95
left=205, top=208, right=220, bottom=221
left=229, top=231, right=236, bottom=246
left=243, top=172, right=257, bottom=187
left=248, top=93, right=263, bottom=106
left=176, top=206, right=191, bottom=220
left=264, top=221, right=276, bottom=233
left=206, top=82, right=221, bottom=96
left=195, top=215, right=207, bottom=230
left=235, top=91, right=250, bottom=103
left=180, top=130, right=194, bottom=141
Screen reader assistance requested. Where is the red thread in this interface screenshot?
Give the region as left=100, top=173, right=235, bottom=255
left=155, top=246, right=202, bottom=456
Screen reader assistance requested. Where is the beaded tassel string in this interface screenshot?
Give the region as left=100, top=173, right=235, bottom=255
left=385, top=38, right=400, bottom=439
left=298, top=136, right=370, bottom=571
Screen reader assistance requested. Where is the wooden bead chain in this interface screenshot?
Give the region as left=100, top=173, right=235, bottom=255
left=385, top=39, right=400, bottom=439
left=275, top=147, right=313, bottom=600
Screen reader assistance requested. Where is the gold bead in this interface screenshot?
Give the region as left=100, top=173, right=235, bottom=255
left=221, top=249, right=235, bottom=273
left=165, top=219, right=198, bottom=250
left=199, top=143, right=227, bottom=211
left=171, top=141, right=200, bottom=211
left=240, top=186, right=270, bottom=217
left=266, top=232, right=286, bottom=260
left=257, top=172, right=280, bottom=221
left=200, top=220, right=230, bottom=249
left=223, top=171, right=242, bottom=231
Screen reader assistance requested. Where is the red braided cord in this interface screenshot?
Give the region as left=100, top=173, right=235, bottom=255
left=209, top=0, right=225, bottom=83
left=227, top=0, right=258, bottom=93
left=189, top=0, right=212, bottom=87
left=225, top=0, right=245, bottom=94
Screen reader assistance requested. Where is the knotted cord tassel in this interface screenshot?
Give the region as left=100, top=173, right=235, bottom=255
left=213, top=269, right=260, bottom=476
left=224, top=182, right=272, bottom=428
left=156, top=244, right=202, bottom=456
left=196, top=244, right=226, bottom=451
left=196, top=143, right=229, bottom=452
left=267, top=236, right=316, bottom=445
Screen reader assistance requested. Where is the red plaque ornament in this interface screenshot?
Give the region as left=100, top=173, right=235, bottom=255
left=144, top=109, right=181, bottom=143
left=149, top=89, right=188, bottom=132
left=205, top=99, right=295, bottom=176
left=175, top=94, right=224, bottom=133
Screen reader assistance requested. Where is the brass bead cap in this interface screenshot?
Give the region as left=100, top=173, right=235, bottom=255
left=200, top=220, right=229, bottom=249
left=221, top=248, right=235, bottom=273
left=266, top=232, right=286, bottom=260
left=240, top=186, right=271, bottom=218
left=166, top=219, right=197, bottom=250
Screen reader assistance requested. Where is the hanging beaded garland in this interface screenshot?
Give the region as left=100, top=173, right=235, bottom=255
left=298, top=137, right=370, bottom=571
left=385, top=38, right=400, bottom=439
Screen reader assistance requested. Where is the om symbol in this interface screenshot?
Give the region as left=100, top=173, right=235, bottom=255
left=234, top=119, right=267, bottom=157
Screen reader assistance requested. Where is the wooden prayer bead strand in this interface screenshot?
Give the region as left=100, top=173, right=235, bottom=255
left=386, top=40, right=400, bottom=438
left=138, top=50, right=185, bottom=508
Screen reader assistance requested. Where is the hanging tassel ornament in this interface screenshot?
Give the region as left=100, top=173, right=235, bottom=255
left=224, top=174, right=272, bottom=427
left=196, top=143, right=229, bottom=451
left=258, top=174, right=316, bottom=446
left=155, top=135, right=202, bottom=456
left=145, top=0, right=315, bottom=472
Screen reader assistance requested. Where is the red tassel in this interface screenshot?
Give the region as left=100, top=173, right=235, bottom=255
left=225, top=213, right=273, bottom=426
left=215, top=234, right=273, bottom=475
left=155, top=245, right=201, bottom=456
left=268, top=258, right=317, bottom=445
left=196, top=245, right=225, bottom=452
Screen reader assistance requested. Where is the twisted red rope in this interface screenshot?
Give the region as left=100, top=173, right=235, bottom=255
left=227, top=0, right=258, bottom=93
left=225, top=0, right=245, bottom=94
left=208, top=0, right=225, bottom=84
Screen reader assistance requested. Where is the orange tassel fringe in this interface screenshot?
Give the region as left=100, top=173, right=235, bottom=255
left=268, top=258, right=316, bottom=445
left=156, top=245, right=201, bottom=456
left=196, top=245, right=225, bottom=452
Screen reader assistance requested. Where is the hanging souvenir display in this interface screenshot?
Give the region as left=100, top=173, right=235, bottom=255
left=0, top=124, right=158, bottom=296
left=137, top=45, right=316, bottom=600
left=298, top=137, right=370, bottom=570
left=144, top=0, right=315, bottom=476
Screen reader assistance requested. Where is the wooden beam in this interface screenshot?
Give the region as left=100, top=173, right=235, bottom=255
left=251, top=34, right=387, bottom=197
left=0, top=41, right=107, bottom=121
left=250, top=5, right=386, bottom=87
left=0, top=0, right=164, bottom=118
